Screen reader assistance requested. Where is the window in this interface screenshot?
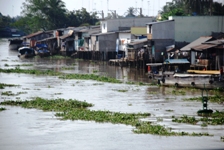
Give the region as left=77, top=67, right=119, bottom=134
left=103, top=23, right=106, bottom=29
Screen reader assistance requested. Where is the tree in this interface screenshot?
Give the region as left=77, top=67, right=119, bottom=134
left=125, top=7, right=136, bottom=18
left=21, top=0, right=67, bottom=31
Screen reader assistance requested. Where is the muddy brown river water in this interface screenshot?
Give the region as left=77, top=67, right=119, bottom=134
left=0, top=38, right=224, bottom=150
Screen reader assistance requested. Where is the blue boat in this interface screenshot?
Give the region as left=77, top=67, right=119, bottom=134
left=35, top=44, right=51, bottom=57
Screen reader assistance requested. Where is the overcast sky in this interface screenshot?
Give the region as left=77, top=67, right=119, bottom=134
left=0, top=0, right=175, bottom=17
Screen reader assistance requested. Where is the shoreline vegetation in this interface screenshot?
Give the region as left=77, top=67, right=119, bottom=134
left=0, top=97, right=212, bottom=136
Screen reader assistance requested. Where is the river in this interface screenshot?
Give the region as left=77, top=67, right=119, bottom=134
left=0, top=38, right=224, bottom=150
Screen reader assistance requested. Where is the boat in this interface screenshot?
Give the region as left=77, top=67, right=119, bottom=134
left=35, top=43, right=51, bottom=57
left=18, top=47, right=35, bottom=58
left=8, top=38, right=23, bottom=50
left=146, top=59, right=224, bottom=89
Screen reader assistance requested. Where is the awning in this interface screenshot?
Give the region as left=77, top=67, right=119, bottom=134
left=36, top=36, right=56, bottom=42
left=146, top=63, right=163, bottom=66
left=180, top=36, right=213, bottom=51
left=163, top=59, right=190, bottom=64
left=191, top=44, right=217, bottom=51
left=60, top=34, right=73, bottom=40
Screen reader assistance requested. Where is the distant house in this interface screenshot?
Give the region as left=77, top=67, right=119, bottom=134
left=100, top=17, right=154, bottom=33
left=24, top=31, right=53, bottom=47
left=91, top=32, right=118, bottom=60
left=179, top=36, right=224, bottom=70
left=146, top=19, right=175, bottom=62
left=116, top=30, right=131, bottom=58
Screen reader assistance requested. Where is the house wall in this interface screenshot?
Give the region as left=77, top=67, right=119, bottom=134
left=101, top=17, right=153, bottom=33
left=169, top=16, right=224, bottom=42
left=118, top=33, right=131, bottom=51
left=91, top=35, right=97, bottom=51
left=151, top=21, right=175, bottom=39
left=153, top=39, right=175, bottom=62
left=131, top=27, right=147, bottom=35
left=98, top=33, right=117, bottom=52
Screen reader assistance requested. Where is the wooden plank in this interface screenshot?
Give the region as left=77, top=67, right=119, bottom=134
left=187, top=70, right=220, bottom=75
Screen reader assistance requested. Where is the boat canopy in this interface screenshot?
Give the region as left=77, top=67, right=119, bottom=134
left=163, top=59, right=190, bottom=64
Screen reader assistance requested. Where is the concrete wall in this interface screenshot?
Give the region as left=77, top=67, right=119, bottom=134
left=169, top=16, right=224, bottom=42
left=91, top=35, right=97, bottom=51
left=98, top=33, right=118, bottom=52
left=101, top=17, right=153, bottom=33
left=151, top=21, right=175, bottom=39
left=118, top=33, right=131, bottom=51
left=153, top=39, right=175, bottom=62
left=131, top=27, right=147, bottom=35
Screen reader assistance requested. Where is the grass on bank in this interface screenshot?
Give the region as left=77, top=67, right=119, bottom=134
left=0, top=97, right=211, bottom=136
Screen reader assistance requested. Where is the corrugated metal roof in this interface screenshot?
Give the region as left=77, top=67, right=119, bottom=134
left=92, top=32, right=116, bottom=36
left=203, top=39, right=224, bottom=45
left=25, top=31, right=44, bottom=38
left=191, top=44, right=217, bottom=51
left=128, top=39, right=148, bottom=46
left=163, top=59, right=190, bottom=64
left=36, top=36, right=57, bottom=42
left=60, top=31, right=74, bottom=40
left=180, top=36, right=213, bottom=51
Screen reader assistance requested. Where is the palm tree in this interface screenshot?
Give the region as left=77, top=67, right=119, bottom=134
left=125, top=7, right=136, bottom=17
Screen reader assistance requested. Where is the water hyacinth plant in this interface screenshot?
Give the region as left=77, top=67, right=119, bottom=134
left=0, top=107, right=6, bottom=111
left=0, top=97, right=212, bottom=136
left=0, top=67, right=122, bottom=84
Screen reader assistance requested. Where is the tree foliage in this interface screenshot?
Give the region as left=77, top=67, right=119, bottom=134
left=159, top=0, right=224, bottom=20
left=10, top=0, right=99, bottom=34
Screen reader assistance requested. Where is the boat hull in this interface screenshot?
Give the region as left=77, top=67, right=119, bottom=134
left=8, top=39, right=23, bottom=50
left=149, top=73, right=224, bottom=89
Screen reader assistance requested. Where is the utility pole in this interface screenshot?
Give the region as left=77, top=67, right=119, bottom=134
left=148, top=1, right=150, bottom=16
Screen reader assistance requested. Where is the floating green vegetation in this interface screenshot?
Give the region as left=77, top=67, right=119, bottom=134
left=0, top=67, right=122, bottom=84
left=4, top=63, right=9, bottom=67
left=93, top=70, right=98, bottom=73
left=0, top=83, right=19, bottom=89
left=165, top=109, right=174, bottom=112
left=172, top=111, right=224, bottom=125
left=54, top=93, right=62, bottom=95
left=1, top=91, right=27, bottom=96
left=221, top=136, right=224, bottom=142
left=148, top=91, right=158, bottom=94
left=61, top=66, right=74, bottom=70
left=113, top=89, right=128, bottom=92
left=183, top=94, right=224, bottom=104
left=0, top=107, right=6, bottom=111
left=59, top=74, right=122, bottom=83
left=92, top=83, right=104, bottom=85
left=50, top=55, right=70, bottom=59
left=171, top=89, right=186, bottom=95
left=126, top=81, right=135, bottom=85
left=0, top=97, right=212, bottom=136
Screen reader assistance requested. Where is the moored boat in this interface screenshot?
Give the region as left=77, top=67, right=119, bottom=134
left=147, top=59, right=224, bottom=90
left=18, top=47, right=35, bottom=58
left=35, top=43, right=51, bottom=57
left=8, top=38, right=23, bottom=50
